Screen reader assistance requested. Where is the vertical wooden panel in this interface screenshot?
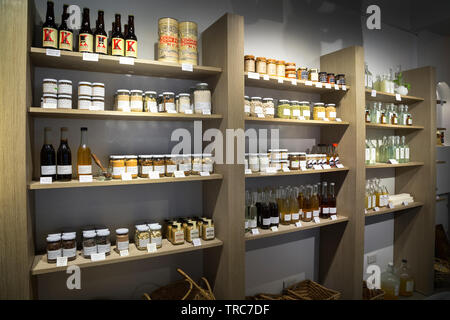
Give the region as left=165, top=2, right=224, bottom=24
left=201, top=14, right=245, bottom=299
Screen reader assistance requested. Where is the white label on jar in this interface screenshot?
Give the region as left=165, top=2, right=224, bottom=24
left=271, top=216, right=279, bottom=224
left=91, top=101, right=104, bottom=111
left=131, top=101, right=143, bottom=111
left=322, top=208, right=330, bottom=214
left=292, top=213, right=299, bottom=220
left=284, top=214, right=291, bottom=221
left=303, top=110, right=310, bottom=117
left=141, top=166, right=153, bottom=174
left=97, top=243, right=111, bottom=254
left=153, top=165, right=165, bottom=174
left=78, top=87, right=92, bottom=96
left=47, top=249, right=62, bottom=260
left=41, top=165, right=56, bottom=175
left=317, top=111, right=325, bottom=119
left=254, top=106, right=263, bottom=114
left=245, top=105, right=250, bottom=113
left=313, top=210, right=320, bottom=217
left=293, top=109, right=301, bottom=117
left=63, top=247, right=76, bottom=258
left=126, top=166, right=138, bottom=175
left=57, top=165, right=72, bottom=175
left=113, top=166, right=125, bottom=176
left=138, top=238, right=149, bottom=248
left=117, top=240, right=129, bottom=251
left=250, top=219, right=257, bottom=228
left=329, top=112, right=337, bottom=118
left=291, top=160, right=300, bottom=168
left=166, top=164, right=177, bottom=173
left=306, top=212, right=312, bottom=219
left=193, top=163, right=202, bottom=172
left=83, top=245, right=97, bottom=256
left=195, top=102, right=211, bottom=113
left=262, top=218, right=271, bottom=226
left=78, top=165, right=92, bottom=174
left=118, top=100, right=130, bottom=112
left=93, top=86, right=105, bottom=97
left=43, top=83, right=58, bottom=94
left=179, top=163, right=191, bottom=172
left=266, top=107, right=275, bottom=115
left=148, top=101, right=158, bottom=113
left=205, top=227, right=215, bottom=239
left=78, top=99, right=91, bottom=110
left=151, top=236, right=162, bottom=246
left=190, top=229, right=199, bottom=240
left=174, top=231, right=184, bottom=243
left=406, top=280, right=414, bottom=292
left=203, top=163, right=213, bottom=173
left=283, top=108, right=291, bottom=116
left=58, top=84, right=72, bottom=95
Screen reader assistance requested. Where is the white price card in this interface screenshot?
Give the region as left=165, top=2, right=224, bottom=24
left=313, top=165, right=323, bottom=170
left=149, top=172, right=160, bottom=179
left=342, top=85, right=347, bottom=91
left=291, top=79, right=297, bottom=85
left=271, top=226, right=278, bottom=232
left=325, top=83, right=332, bottom=89
left=336, top=118, right=342, bottom=122
left=395, top=94, right=401, bottom=101
left=167, top=109, right=177, bottom=114
left=388, top=203, right=395, bottom=209
left=331, top=215, right=338, bottom=221
left=257, top=113, right=265, bottom=118
left=202, top=109, right=211, bottom=115
left=247, top=72, right=260, bottom=80
left=314, top=217, right=321, bottom=224
left=322, top=165, right=332, bottom=170
left=46, top=49, right=60, bottom=57
left=56, top=256, right=68, bottom=267
left=42, top=103, right=57, bottom=109
left=184, top=109, right=193, bottom=114
left=149, top=106, right=158, bottom=113
left=79, top=175, right=93, bottom=183
left=364, top=209, right=368, bottom=214
left=323, top=118, right=330, bottom=122
left=263, top=74, right=270, bottom=81
left=334, top=84, right=340, bottom=90
left=403, top=201, right=409, bottom=206
left=305, top=81, right=313, bottom=86
left=181, top=63, right=193, bottom=72
left=371, top=90, right=377, bottom=97
left=278, top=77, right=284, bottom=83
left=40, top=177, right=53, bottom=184
left=265, top=167, right=277, bottom=174
left=121, top=172, right=132, bottom=181
left=192, top=238, right=202, bottom=247
left=147, top=243, right=157, bottom=253
left=200, top=172, right=210, bottom=177
left=91, top=252, right=106, bottom=262
left=300, top=166, right=307, bottom=171
left=174, top=171, right=186, bottom=178
left=119, top=57, right=135, bottom=65
left=336, top=164, right=345, bottom=168
left=120, top=250, right=129, bottom=257
left=282, top=167, right=291, bottom=173
left=315, top=82, right=323, bottom=88
left=374, top=207, right=380, bottom=212
left=245, top=169, right=252, bottom=175
left=295, top=222, right=302, bottom=228
left=82, top=52, right=98, bottom=62
left=251, top=228, right=260, bottom=235
left=388, top=159, right=399, bottom=164
left=299, top=116, right=306, bottom=121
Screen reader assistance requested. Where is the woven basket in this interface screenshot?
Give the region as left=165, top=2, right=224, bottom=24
left=284, top=280, right=341, bottom=300
left=434, top=258, right=450, bottom=289
left=362, top=281, right=385, bottom=300
left=248, top=293, right=297, bottom=300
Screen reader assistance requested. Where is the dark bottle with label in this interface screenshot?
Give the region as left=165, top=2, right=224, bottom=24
left=58, top=4, right=73, bottom=51
left=259, top=192, right=271, bottom=230
left=79, top=8, right=93, bottom=53
left=94, top=10, right=107, bottom=55
left=269, top=190, right=279, bottom=227
left=328, top=182, right=337, bottom=217
left=57, top=127, right=72, bottom=181
left=40, top=127, right=56, bottom=181
left=111, top=14, right=124, bottom=56
left=125, top=15, right=137, bottom=58
left=42, top=1, right=58, bottom=48
left=320, top=182, right=329, bottom=218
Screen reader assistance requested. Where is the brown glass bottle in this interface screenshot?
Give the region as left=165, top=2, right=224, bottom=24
left=94, top=11, right=107, bottom=55
left=297, top=186, right=304, bottom=220
left=58, top=4, right=73, bottom=51
left=320, top=182, right=329, bottom=218
left=40, top=127, right=56, bottom=181
left=111, top=14, right=124, bottom=56
left=57, top=127, right=72, bottom=181
left=77, top=127, right=92, bottom=177
left=328, top=182, right=337, bottom=217
left=125, top=15, right=137, bottom=58
left=42, top=1, right=58, bottom=48
left=365, top=109, right=371, bottom=123
left=79, top=8, right=93, bottom=52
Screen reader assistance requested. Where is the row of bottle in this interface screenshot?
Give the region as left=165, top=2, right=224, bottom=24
left=381, top=260, right=415, bottom=299
left=365, top=136, right=410, bottom=165
left=365, top=178, right=390, bottom=210
left=365, top=63, right=398, bottom=94
left=365, top=103, right=413, bottom=126
left=42, top=1, right=137, bottom=57
left=245, top=183, right=337, bottom=230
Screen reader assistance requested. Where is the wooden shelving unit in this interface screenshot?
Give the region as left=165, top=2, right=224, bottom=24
left=365, top=162, right=424, bottom=169
left=365, top=202, right=423, bottom=218
left=245, top=117, right=349, bottom=126
left=245, top=167, right=349, bottom=178
left=365, top=89, right=424, bottom=104
left=365, top=123, right=424, bottom=130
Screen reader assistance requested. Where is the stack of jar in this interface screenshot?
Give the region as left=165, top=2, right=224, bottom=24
left=365, top=102, right=412, bottom=126
left=45, top=231, right=77, bottom=263
left=41, top=78, right=73, bottom=109
left=77, top=81, right=105, bottom=111
left=134, top=223, right=163, bottom=250
left=164, top=217, right=215, bottom=245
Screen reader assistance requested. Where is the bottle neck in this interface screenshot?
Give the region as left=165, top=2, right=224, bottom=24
left=98, top=12, right=105, bottom=30
left=44, top=129, right=51, bottom=145
left=46, top=3, right=55, bottom=23
left=80, top=129, right=88, bottom=147
left=82, top=10, right=90, bottom=29
left=60, top=129, right=68, bottom=143
left=329, top=184, right=335, bottom=197
left=114, top=16, right=122, bottom=33
left=128, top=16, right=135, bottom=35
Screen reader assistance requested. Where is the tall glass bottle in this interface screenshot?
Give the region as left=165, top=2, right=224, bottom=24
left=58, top=4, right=73, bottom=51
left=290, top=188, right=300, bottom=224
left=365, top=181, right=372, bottom=210
left=125, top=15, right=138, bottom=58
left=397, top=259, right=414, bottom=297
left=260, top=191, right=271, bottom=230
left=365, top=62, right=373, bottom=89
left=328, top=183, right=337, bottom=217
left=57, top=127, right=72, bottom=181
left=395, top=136, right=401, bottom=162
left=402, top=136, right=410, bottom=163
left=77, top=127, right=92, bottom=177
left=42, top=1, right=58, bottom=49
left=365, top=139, right=371, bottom=165
left=111, top=14, right=124, bottom=56
left=399, top=136, right=406, bottom=163
left=279, top=187, right=291, bottom=225
left=302, top=185, right=313, bottom=222
left=249, top=192, right=258, bottom=230
left=369, top=140, right=376, bottom=165
left=381, top=262, right=400, bottom=300
left=40, top=127, right=56, bottom=181
left=94, top=11, right=108, bottom=55
left=297, top=186, right=305, bottom=220
left=320, top=182, right=329, bottom=218
left=245, top=191, right=250, bottom=232
left=269, top=190, right=279, bottom=227
left=79, top=8, right=93, bottom=53
left=311, top=184, right=320, bottom=219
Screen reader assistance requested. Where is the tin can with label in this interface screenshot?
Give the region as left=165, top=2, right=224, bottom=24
left=178, top=21, right=198, bottom=65
left=158, top=17, right=179, bottom=63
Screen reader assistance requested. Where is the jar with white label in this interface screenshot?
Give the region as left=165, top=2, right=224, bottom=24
left=92, top=82, right=105, bottom=97
left=91, top=96, right=104, bottom=111
left=262, top=98, right=275, bottom=118
left=115, top=228, right=129, bottom=252
left=150, top=224, right=162, bottom=249
left=179, top=154, right=192, bottom=176
left=42, top=93, right=57, bottom=108
left=178, top=93, right=191, bottom=113
left=325, top=103, right=336, bottom=121
left=202, top=153, right=214, bottom=173
left=62, top=233, right=77, bottom=261
left=249, top=153, right=259, bottom=172
left=299, top=101, right=311, bottom=120
left=43, top=78, right=58, bottom=94
left=82, top=231, right=97, bottom=258
left=201, top=219, right=215, bottom=241
left=96, top=229, right=111, bottom=256
left=46, top=235, right=62, bottom=263
left=138, top=155, right=153, bottom=178
left=110, top=156, right=125, bottom=179
left=58, top=80, right=72, bottom=95
left=313, top=103, right=326, bottom=120
left=130, top=90, right=143, bottom=112
left=194, top=83, right=211, bottom=114
left=163, top=92, right=176, bottom=113
left=152, top=155, right=166, bottom=177
left=78, top=95, right=91, bottom=110
left=116, top=89, right=130, bottom=112
left=171, top=223, right=185, bottom=245
left=57, top=94, right=72, bottom=109
left=259, top=153, right=269, bottom=172
left=244, top=96, right=250, bottom=116
left=250, top=97, right=263, bottom=117
left=289, top=153, right=300, bottom=170
left=78, top=81, right=92, bottom=96
left=135, top=225, right=150, bottom=250
left=144, top=91, right=158, bottom=112
left=125, top=155, right=138, bottom=179
left=165, top=155, right=177, bottom=177
left=191, top=154, right=203, bottom=175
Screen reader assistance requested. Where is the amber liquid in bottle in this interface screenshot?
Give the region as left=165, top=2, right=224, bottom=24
left=311, top=184, right=320, bottom=219
left=302, top=186, right=313, bottom=222
left=320, top=182, right=329, bottom=218
left=77, top=127, right=92, bottom=177
left=328, top=182, right=337, bottom=217
left=297, top=187, right=304, bottom=220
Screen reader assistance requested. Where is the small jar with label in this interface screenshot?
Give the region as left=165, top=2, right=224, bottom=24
left=276, top=60, right=285, bottom=78
left=256, top=57, right=267, bottom=74
left=82, top=231, right=97, bottom=258
left=152, top=155, right=166, bottom=177
left=289, top=153, right=300, bottom=170
left=78, top=81, right=92, bottom=96
left=150, top=224, right=162, bottom=249
left=91, top=82, right=105, bottom=97
left=165, top=155, right=177, bottom=177
left=268, top=149, right=282, bottom=161
left=262, top=98, right=275, bottom=118
left=244, top=55, right=255, bottom=73
left=336, top=74, right=346, bottom=85
left=277, top=100, right=291, bottom=119
left=308, top=68, right=319, bottom=82
left=285, top=62, right=296, bottom=78
left=299, top=101, right=311, bottom=120
left=191, top=154, right=203, bottom=175
left=259, top=153, right=269, bottom=173
left=202, top=219, right=215, bottom=241
left=96, top=229, right=111, bottom=256
left=194, top=83, right=211, bottom=115
left=267, top=59, right=277, bottom=76
left=43, top=78, right=58, bottom=94
left=250, top=97, right=263, bottom=117
left=319, top=72, right=328, bottom=83
left=62, top=233, right=77, bottom=261
left=58, top=80, right=72, bottom=95
left=249, top=153, right=259, bottom=173
left=179, top=154, right=192, bottom=176
left=110, top=156, right=125, bottom=179
left=46, top=235, right=62, bottom=263
left=244, top=96, right=251, bottom=116
left=144, top=91, right=157, bottom=112
left=115, top=228, right=129, bottom=252
left=125, top=155, right=138, bottom=179
left=185, top=221, right=200, bottom=242
left=78, top=95, right=91, bottom=110
left=91, top=97, right=104, bottom=110
left=138, top=155, right=153, bottom=178
left=163, top=92, right=176, bottom=113
left=171, top=223, right=185, bottom=245
left=178, top=93, right=191, bottom=113
left=57, top=94, right=72, bottom=109
left=325, top=103, right=337, bottom=121
left=297, top=67, right=308, bottom=80
left=135, top=225, right=150, bottom=250
left=43, top=94, right=57, bottom=108
left=327, top=73, right=335, bottom=84
left=290, top=101, right=301, bottom=119
left=130, top=90, right=143, bottom=112
left=313, top=103, right=326, bottom=120
left=202, top=154, right=214, bottom=173
left=299, top=153, right=307, bottom=168
left=116, top=90, right=130, bottom=112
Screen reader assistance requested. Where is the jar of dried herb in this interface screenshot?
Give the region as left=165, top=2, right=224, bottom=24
left=135, top=225, right=150, bottom=250
left=96, top=229, right=111, bottom=256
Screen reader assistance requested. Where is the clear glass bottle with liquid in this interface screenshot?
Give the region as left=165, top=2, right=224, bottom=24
left=365, top=62, right=373, bottom=89
left=365, top=139, right=371, bottom=165
left=381, top=262, right=400, bottom=300
left=279, top=187, right=291, bottom=225
left=297, top=186, right=305, bottom=220
left=365, top=181, right=373, bottom=210
left=402, top=136, right=410, bottom=163
left=290, top=188, right=300, bottom=224
left=397, top=259, right=414, bottom=297
left=302, top=185, right=313, bottom=222
left=248, top=191, right=258, bottom=230
left=77, top=127, right=92, bottom=177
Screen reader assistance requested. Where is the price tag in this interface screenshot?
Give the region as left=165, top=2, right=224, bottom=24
left=342, top=85, right=347, bottom=91
left=91, top=252, right=106, bottom=262
left=295, top=222, right=302, bottom=228
left=371, top=90, right=377, bottom=97
left=251, top=228, right=260, bottom=235
left=119, top=57, right=135, bottom=65
left=167, top=110, right=177, bottom=114
left=334, top=84, right=340, bottom=90
left=265, top=167, right=277, bottom=174
left=149, top=172, right=160, bottom=179
left=192, top=238, right=202, bottom=247
left=263, top=74, right=270, bottom=81
left=330, top=215, right=338, bottom=221
left=395, top=94, right=401, bottom=101
left=315, top=82, right=323, bottom=88
left=184, top=109, right=193, bottom=115
left=202, top=109, right=211, bottom=115
left=245, top=169, right=252, bottom=175
left=174, top=171, right=186, bottom=178
left=121, top=172, right=132, bottom=181
left=147, top=243, right=157, bottom=253
left=305, top=81, right=313, bottom=86
left=322, top=165, right=332, bottom=170
left=257, top=113, right=265, bottom=118
left=336, top=164, right=345, bottom=168
left=56, top=256, right=68, bottom=267
left=200, top=172, right=210, bottom=177
left=278, top=77, right=284, bottom=83
left=120, top=250, right=129, bottom=257
left=181, top=63, right=193, bottom=72
left=403, top=201, right=409, bottom=206
left=247, top=72, right=260, bottom=80
left=291, top=79, right=297, bottom=85
left=323, top=118, right=330, bottom=122
left=325, top=83, right=332, bottom=89
left=313, top=165, right=323, bottom=170
left=46, top=49, right=60, bottom=57
left=388, top=203, right=395, bottom=209
left=79, top=175, right=93, bottom=183
left=282, top=167, right=290, bottom=173
left=374, top=207, right=380, bottom=212
left=42, top=103, right=57, bottom=109
left=314, top=217, right=321, bottom=224
left=271, top=226, right=278, bottom=232
left=388, top=159, right=399, bottom=164
left=336, top=118, right=342, bottom=122
left=82, top=52, right=99, bottom=62
left=299, top=116, right=306, bottom=121
left=364, top=209, right=368, bottom=214
left=300, top=166, right=307, bottom=171
left=40, top=177, right=53, bottom=184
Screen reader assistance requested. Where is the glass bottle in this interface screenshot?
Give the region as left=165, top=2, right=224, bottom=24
left=297, top=186, right=305, bottom=220
left=391, top=106, right=398, bottom=125
left=78, top=8, right=93, bottom=53
left=111, top=14, right=124, bottom=56
left=57, top=127, right=72, bottom=181
left=269, top=190, right=279, bottom=227
left=290, top=188, right=300, bottom=224
left=395, top=136, right=401, bottom=162
left=370, top=180, right=376, bottom=210
left=406, top=106, right=412, bottom=126
left=402, top=136, right=410, bottom=163
left=40, top=127, right=56, bottom=181
left=58, top=4, right=73, bottom=51
left=260, top=191, right=271, bottom=230
left=328, top=183, right=337, bottom=217
left=374, top=179, right=382, bottom=207
left=311, top=184, right=320, bottom=219
left=302, top=185, right=313, bottom=222
left=399, top=136, right=406, bottom=163
left=398, top=105, right=405, bottom=125
left=365, top=181, right=372, bottom=210
left=125, top=15, right=138, bottom=58
left=380, top=107, right=387, bottom=124
left=365, top=108, right=371, bottom=123
left=370, top=140, right=376, bottom=165
left=248, top=191, right=258, bottom=230
left=365, top=62, right=373, bottom=89
left=397, top=259, right=414, bottom=297
left=279, top=187, right=291, bottom=225
left=402, top=105, right=409, bottom=125
left=333, top=143, right=340, bottom=166
left=77, top=127, right=92, bottom=177
left=42, top=1, right=58, bottom=49
left=94, top=10, right=107, bottom=55
left=245, top=191, right=250, bottom=232
left=381, top=262, right=400, bottom=300
left=365, top=140, right=371, bottom=165
left=320, top=182, right=329, bottom=218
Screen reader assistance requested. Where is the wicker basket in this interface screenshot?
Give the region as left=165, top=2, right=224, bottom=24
left=434, top=258, right=450, bottom=289
left=362, top=281, right=385, bottom=300
left=247, top=293, right=297, bottom=300
left=284, top=280, right=341, bottom=300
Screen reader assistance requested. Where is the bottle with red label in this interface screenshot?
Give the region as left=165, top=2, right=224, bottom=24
left=94, top=10, right=107, bottom=55
left=111, top=14, right=124, bottom=56
left=78, top=8, right=93, bottom=53
left=125, top=15, right=137, bottom=58
left=42, top=1, right=58, bottom=49
left=58, top=4, right=73, bottom=51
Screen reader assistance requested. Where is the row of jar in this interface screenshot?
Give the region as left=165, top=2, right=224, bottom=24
left=365, top=103, right=413, bottom=126
left=109, top=154, right=214, bottom=179
left=42, top=79, right=106, bottom=97
left=245, top=97, right=337, bottom=121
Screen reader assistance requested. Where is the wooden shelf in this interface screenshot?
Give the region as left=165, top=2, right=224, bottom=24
left=244, top=72, right=350, bottom=93
left=245, top=167, right=349, bottom=178
left=365, top=202, right=423, bottom=218
left=365, top=123, right=424, bottom=130
left=245, top=216, right=349, bottom=241
left=30, top=47, right=222, bottom=79
left=245, top=117, right=349, bottom=126
left=31, top=238, right=223, bottom=275
left=365, top=162, right=424, bottom=169
left=28, top=107, right=223, bottom=121
left=28, top=174, right=223, bottom=190
left=365, top=89, right=424, bottom=104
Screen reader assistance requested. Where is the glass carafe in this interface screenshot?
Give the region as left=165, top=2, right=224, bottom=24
left=381, top=262, right=400, bottom=300
left=397, top=259, right=414, bottom=297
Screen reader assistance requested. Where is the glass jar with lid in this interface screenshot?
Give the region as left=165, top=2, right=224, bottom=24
left=144, top=91, right=157, bottom=112
left=325, top=103, right=337, bottom=121
left=308, top=68, right=319, bottom=82
left=91, top=97, right=104, bottom=111
left=285, top=62, right=296, bottom=78
left=178, top=93, right=191, bottom=113
left=276, top=60, right=285, bottom=78
left=110, top=155, right=125, bottom=179
left=277, top=99, right=291, bottom=119
left=46, top=235, right=62, bottom=263
left=299, top=152, right=307, bottom=168
left=92, top=82, right=105, bottom=97
left=259, top=153, right=269, bottom=172
left=319, top=72, right=328, bottom=83
left=157, top=94, right=164, bottom=112
left=116, top=90, right=130, bottom=112
left=269, top=160, right=282, bottom=172
left=267, top=59, right=277, bottom=76
left=165, top=155, right=177, bottom=177
left=280, top=149, right=289, bottom=160
left=313, top=103, right=326, bottom=120
left=57, top=94, right=72, bottom=109
left=43, top=94, right=57, bottom=108
left=163, top=92, right=176, bottom=113
left=78, top=95, right=91, bottom=110
left=82, top=231, right=97, bottom=258
left=336, top=74, right=346, bottom=85
left=290, top=101, right=301, bottom=119
left=262, top=98, right=275, bottom=118
left=171, top=223, right=185, bottom=245
left=135, top=225, right=150, bottom=250
left=96, top=229, right=111, bottom=256
left=185, top=221, right=200, bottom=243
left=249, top=153, right=259, bottom=172
left=152, top=155, right=166, bottom=177
left=115, top=228, right=129, bottom=252
left=299, top=101, right=311, bottom=120
left=244, top=96, right=251, bottom=116
left=138, top=155, right=153, bottom=178
left=125, top=155, right=138, bottom=179
left=256, top=57, right=267, bottom=74
left=201, top=219, right=215, bottom=241
left=297, top=67, right=308, bottom=80
left=78, top=81, right=92, bottom=96
left=268, top=149, right=282, bottom=161
left=62, top=233, right=77, bottom=261
left=289, top=153, right=300, bottom=170
left=244, top=55, right=255, bottom=73
left=179, top=154, right=192, bottom=176
left=202, top=154, right=214, bottom=173
left=194, top=83, right=211, bottom=114
left=43, top=78, right=58, bottom=94
left=250, top=97, right=263, bottom=117
left=191, top=154, right=203, bottom=175
left=58, top=79, right=72, bottom=95
left=327, top=73, right=335, bottom=84
left=149, top=224, right=162, bottom=249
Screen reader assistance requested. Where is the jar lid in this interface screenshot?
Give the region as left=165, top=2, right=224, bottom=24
left=43, top=93, right=57, bottom=98
left=262, top=98, right=273, bottom=101
left=150, top=224, right=161, bottom=231
left=179, top=93, right=190, bottom=97
left=83, top=231, right=96, bottom=238
left=116, top=228, right=129, bottom=235
left=337, top=74, right=345, bottom=77
left=58, top=79, right=72, bottom=84
left=256, top=57, right=266, bottom=61
left=152, top=155, right=165, bottom=158
left=196, top=83, right=209, bottom=89
left=92, top=97, right=104, bottom=101
left=62, top=232, right=76, bottom=236
left=314, top=103, right=325, bottom=106
left=248, top=153, right=258, bottom=156
left=78, top=81, right=92, bottom=85
left=62, top=234, right=76, bottom=241
left=291, top=100, right=299, bottom=104
left=130, top=89, right=143, bottom=94
left=125, top=155, right=138, bottom=159
left=48, top=233, right=61, bottom=237
left=286, top=62, right=296, bottom=66
left=276, top=60, right=285, bottom=64
left=117, top=89, right=130, bottom=94
left=280, top=149, right=288, bottom=152
left=299, top=101, right=310, bottom=104
left=279, top=99, right=290, bottom=103
left=326, top=103, right=336, bottom=107
left=43, top=78, right=57, bottom=82
left=145, top=91, right=157, bottom=95
left=78, top=95, right=91, bottom=100
left=267, top=59, right=276, bottom=63
left=244, top=55, right=255, bottom=59
left=58, top=94, right=72, bottom=99
left=46, top=235, right=61, bottom=242
left=309, top=68, right=318, bottom=72
left=162, top=92, right=175, bottom=95
left=136, top=225, right=149, bottom=232
left=138, top=155, right=153, bottom=158
left=288, top=152, right=300, bottom=155
left=92, top=82, right=104, bottom=86
left=251, top=97, right=262, bottom=100
left=319, top=71, right=327, bottom=74
left=97, top=229, right=110, bottom=236
left=268, top=149, right=282, bottom=152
